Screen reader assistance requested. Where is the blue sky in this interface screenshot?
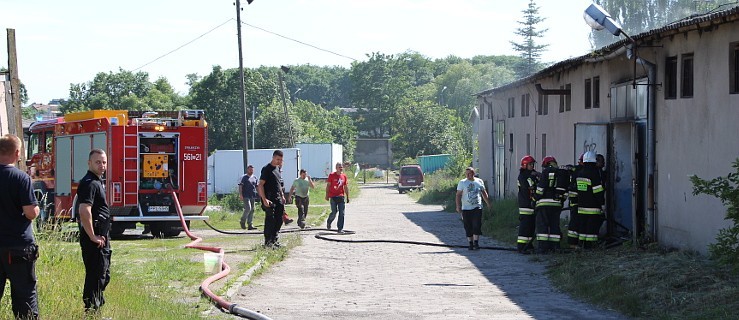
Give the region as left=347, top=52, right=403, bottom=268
left=2, top=0, right=597, bottom=104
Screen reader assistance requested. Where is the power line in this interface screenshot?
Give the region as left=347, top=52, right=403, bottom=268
left=131, top=18, right=234, bottom=72
left=241, top=21, right=357, bottom=62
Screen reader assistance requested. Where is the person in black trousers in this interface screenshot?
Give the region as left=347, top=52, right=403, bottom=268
left=257, top=150, right=286, bottom=248
left=0, top=134, right=40, bottom=319
left=77, top=148, right=111, bottom=311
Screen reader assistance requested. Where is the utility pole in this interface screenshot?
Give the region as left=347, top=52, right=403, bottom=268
left=7, top=29, right=26, bottom=170
left=235, top=0, right=252, bottom=174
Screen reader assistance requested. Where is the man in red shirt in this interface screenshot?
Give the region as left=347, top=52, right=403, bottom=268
left=325, top=162, right=350, bottom=232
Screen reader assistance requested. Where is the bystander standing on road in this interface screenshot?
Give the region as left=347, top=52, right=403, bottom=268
left=326, top=163, right=350, bottom=232
left=0, top=134, right=40, bottom=319
left=239, top=165, right=259, bottom=230
left=77, top=149, right=112, bottom=312
left=455, top=167, right=491, bottom=250
left=257, top=150, right=287, bottom=248
left=289, top=169, right=315, bottom=229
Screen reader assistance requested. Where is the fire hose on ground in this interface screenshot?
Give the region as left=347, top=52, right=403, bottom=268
left=202, top=220, right=518, bottom=251
left=169, top=190, right=273, bottom=320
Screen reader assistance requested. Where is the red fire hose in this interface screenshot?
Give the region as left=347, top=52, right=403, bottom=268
left=169, top=191, right=272, bottom=320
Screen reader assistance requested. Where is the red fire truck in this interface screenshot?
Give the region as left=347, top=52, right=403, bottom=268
left=26, top=110, right=209, bottom=237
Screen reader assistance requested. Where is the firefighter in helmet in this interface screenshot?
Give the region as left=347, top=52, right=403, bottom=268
left=516, top=155, right=538, bottom=253
left=565, top=154, right=584, bottom=248
left=570, top=151, right=605, bottom=249
left=534, top=156, right=568, bottom=254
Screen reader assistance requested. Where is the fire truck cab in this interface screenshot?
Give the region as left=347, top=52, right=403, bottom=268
left=27, top=110, right=209, bottom=237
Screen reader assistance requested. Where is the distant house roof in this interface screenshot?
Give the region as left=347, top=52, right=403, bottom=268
left=477, top=5, right=739, bottom=96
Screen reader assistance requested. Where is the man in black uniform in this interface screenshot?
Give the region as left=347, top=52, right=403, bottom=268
left=571, top=151, right=605, bottom=249
left=0, top=134, right=40, bottom=319
left=516, top=155, right=538, bottom=253
left=76, top=148, right=111, bottom=311
left=534, top=156, right=566, bottom=254
left=257, top=150, right=286, bottom=248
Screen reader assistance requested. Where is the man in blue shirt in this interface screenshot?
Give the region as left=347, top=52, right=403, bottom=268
left=0, top=134, right=40, bottom=319
left=239, top=165, right=258, bottom=230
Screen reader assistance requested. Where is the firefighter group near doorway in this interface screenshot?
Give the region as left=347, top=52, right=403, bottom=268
left=516, top=151, right=605, bottom=254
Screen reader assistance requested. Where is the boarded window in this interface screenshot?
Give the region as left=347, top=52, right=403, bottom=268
left=526, top=133, right=531, bottom=155
left=681, top=53, right=694, bottom=98
left=665, top=56, right=677, bottom=99
left=541, top=134, right=547, bottom=157
left=731, top=43, right=739, bottom=94
left=593, top=77, right=600, bottom=108
left=585, top=78, right=592, bottom=109
left=565, top=84, right=572, bottom=111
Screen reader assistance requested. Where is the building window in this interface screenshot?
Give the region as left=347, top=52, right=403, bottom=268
left=537, top=93, right=549, bottom=115
left=559, top=86, right=565, bottom=113
left=521, top=94, right=526, bottom=117
left=593, top=77, right=600, bottom=108
left=480, top=103, right=484, bottom=119
left=526, top=133, right=531, bottom=155
left=508, top=97, right=515, bottom=118
left=585, top=78, right=592, bottom=109
left=520, top=93, right=530, bottom=117
left=565, top=84, right=572, bottom=111
left=541, top=133, right=547, bottom=157
left=681, top=53, right=694, bottom=98
left=509, top=133, right=514, bottom=153
left=665, top=56, right=677, bottom=99
left=488, top=103, right=493, bottom=119
left=731, top=42, right=739, bottom=94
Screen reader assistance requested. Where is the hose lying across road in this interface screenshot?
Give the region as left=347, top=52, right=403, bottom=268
left=203, top=220, right=518, bottom=251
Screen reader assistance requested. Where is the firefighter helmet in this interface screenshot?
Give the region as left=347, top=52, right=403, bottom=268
left=583, top=151, right=597, bottom=163
left=542, top=156, right=557, bottom=167
left=520, top=155, right=536, bottom=168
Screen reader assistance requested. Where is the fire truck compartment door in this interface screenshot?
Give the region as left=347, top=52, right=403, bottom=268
left=55, top=137, right=72, bottom=196
left=56, top=133, right=107, bottom=196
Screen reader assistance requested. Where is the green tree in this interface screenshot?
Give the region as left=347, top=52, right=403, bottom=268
left=350, top=52, right=414, bottom=138
left=292, top=99, right=357, bottom=160
left=62, top=69, right=185, bottom=113
left=510, top=0, right=549, bottom=78
left=590, top=0, right=738, bottom=48
left=188, top=66, right=275, bottom=152
left=390, top=101, right=466, bottom=161
left=690, top=159, right=739, bottom=269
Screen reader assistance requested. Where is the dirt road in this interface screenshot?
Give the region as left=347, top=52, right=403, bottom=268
left=233, top=184, right=627, bottom=319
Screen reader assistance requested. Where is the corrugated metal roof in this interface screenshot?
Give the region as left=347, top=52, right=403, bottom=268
left=477, top=5, right=739, bottom=96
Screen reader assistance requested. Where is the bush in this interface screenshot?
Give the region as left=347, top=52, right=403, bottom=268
left=690, top=158, right=739, bottom=269
left=208, top=192, right=244, bottom=213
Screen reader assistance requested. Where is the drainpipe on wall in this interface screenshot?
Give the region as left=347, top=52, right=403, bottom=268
left=634, top=51, right=657, bottom=241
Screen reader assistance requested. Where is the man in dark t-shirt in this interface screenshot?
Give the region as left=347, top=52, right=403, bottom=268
left=257, top=150, right=285, bottom=248
left=76, top=148, right=111, bottom=311
left=0, top=134, right=40, bottom=319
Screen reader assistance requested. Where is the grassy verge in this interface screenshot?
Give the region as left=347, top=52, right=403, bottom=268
left=414, top=172, right=739, bottom=320
left=0, top=185, right=340, bottom=319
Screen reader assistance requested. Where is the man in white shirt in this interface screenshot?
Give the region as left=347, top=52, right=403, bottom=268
left=455, top=167, right=491, bottom=250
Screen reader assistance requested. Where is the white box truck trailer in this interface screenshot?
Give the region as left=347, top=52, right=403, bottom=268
left=295, top=143, right=343, bottom=179
left=207, top=148, right=301, bottom=195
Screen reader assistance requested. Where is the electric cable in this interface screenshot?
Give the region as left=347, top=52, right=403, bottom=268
left=241, top=21, right=357, bottom=61
left=131, top=18, right=234, bottom=72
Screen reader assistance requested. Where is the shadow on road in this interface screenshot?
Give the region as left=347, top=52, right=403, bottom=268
left=400, top=206, right=627, bottom=320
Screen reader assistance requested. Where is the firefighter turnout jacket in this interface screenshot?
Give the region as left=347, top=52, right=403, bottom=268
left=534, top=166, right=568, bottom=207
left=517, top=169, right=538, bottom=214
left=570, top=164, right=605, bottom=213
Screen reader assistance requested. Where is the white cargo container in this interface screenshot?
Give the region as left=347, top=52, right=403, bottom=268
left=207, top=148, right=301, bottom=195
left=296, top=143, right=343, bottom=179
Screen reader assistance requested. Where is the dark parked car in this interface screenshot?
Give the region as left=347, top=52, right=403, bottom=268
left=398, top=165, right=424, bottom=193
